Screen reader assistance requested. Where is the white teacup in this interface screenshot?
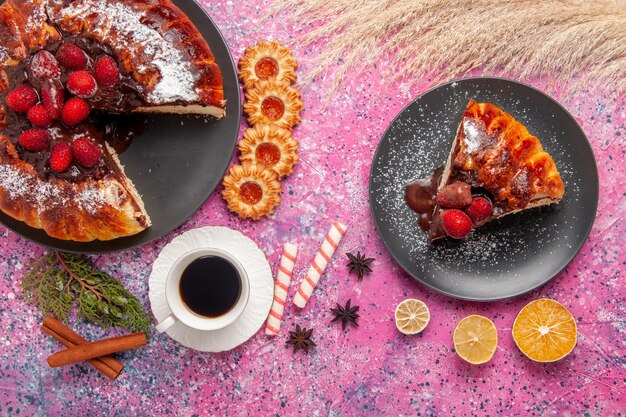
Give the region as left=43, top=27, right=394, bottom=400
left=155, top=248, right=250, bottom=333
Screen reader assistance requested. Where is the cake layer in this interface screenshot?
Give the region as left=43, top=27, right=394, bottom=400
left=133, top=104, right=224, bottom=117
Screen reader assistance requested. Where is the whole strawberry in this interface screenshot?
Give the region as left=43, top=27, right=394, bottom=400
left=442, top=209, right=473, bottom=239
left=72, top=137, right=100, bottom=168
left=94, top=55, right=119, bottom=88
left=6, top=86, right=38, bottom=113
left=30, top=50, right=61, bottom=80
left=57, top=44, right=87, bottom=71
left=436, top=182, right=472, bottom=209
left=49, top=143, right=73, bottom=173
left=41, top=79, right=65, bottom=120
left=61, top=97, right=90, bottom=126
left=27, top=104, right=53, bottom=128
left=18, top=129, right=49, bottom=152
left=465, top=196, right=493, bottom=226
left=66, top=71, right=97, bottom=98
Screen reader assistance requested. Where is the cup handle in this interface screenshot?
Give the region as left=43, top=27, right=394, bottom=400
left=155, top=314, right=177, bottom=333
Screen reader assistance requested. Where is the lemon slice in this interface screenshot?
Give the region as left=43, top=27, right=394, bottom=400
left=453, top=315, right=498, bottom=364
left=512, top=298, right=577, bottom=362
left=394, top=298, right=430, bottom=334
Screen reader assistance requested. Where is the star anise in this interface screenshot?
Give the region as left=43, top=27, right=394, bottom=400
left=330, top=299, right=360, bottom=330
left=346, top=251, right=374, bottom=281
left=286, top=324, right=316, bottom=354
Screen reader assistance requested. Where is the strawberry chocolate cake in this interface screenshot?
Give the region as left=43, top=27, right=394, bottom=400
left=0, top=0, right=225, bottom=241
left=406, top=100, right=565, bottom=242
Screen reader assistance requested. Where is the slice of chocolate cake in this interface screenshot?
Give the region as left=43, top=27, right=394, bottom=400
left=406, top=100, right=565, bottom=242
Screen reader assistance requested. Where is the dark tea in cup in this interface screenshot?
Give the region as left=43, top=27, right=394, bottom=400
left=155, top=248, right=250, bottom=333
left=179, top=256, right=242, bottom=318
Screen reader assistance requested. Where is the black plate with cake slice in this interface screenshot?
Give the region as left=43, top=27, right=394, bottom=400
left=369, top=77, right=598, bottom=301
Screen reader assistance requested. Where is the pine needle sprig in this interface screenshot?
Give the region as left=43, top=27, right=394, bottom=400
left=21, top=251, right=152, bottom=338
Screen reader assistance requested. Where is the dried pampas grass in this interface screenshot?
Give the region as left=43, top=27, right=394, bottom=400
left=270, top=0, right=626, bottom=95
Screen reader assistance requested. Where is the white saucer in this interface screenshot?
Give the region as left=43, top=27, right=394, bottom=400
left=148, top=226, right=273, bottom=352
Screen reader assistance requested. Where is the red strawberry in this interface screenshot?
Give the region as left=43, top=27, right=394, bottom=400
left=41, top=79, right=65, bottom=120
left=18, top=128, right=49, bottom=152
left=6, top=86, right=38, bottom=113
left=30, top=50, right=60, bottom=80
left=61, top=97, right=90, bottom=126
left=49, top=143, right=73, bottom=173
left=442, top=209, right=473, bottom=239
left=27, top=104, right=53, bottom=127
left=57, top=44, right=87, bottom=70
left=436, top=182, right=472, bottom=209
left=94, top=56, right=119, bottom=88
left=72, top=137, right=100, bottom=168
left=465, top=196, right=493, bottom=226
left=66, top=71, right=97, bottom=98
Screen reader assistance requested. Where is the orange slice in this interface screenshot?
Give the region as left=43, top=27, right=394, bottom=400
left=512, top=298, right=577, bottom=362
left=453, top=315, right=498, bottom=364
left=394, top=299, right=430, bottom=334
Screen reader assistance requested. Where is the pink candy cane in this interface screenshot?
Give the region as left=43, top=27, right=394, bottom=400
left=293, top=221, right=347, bottom=308
left=265, top=243, right=298, bottom=336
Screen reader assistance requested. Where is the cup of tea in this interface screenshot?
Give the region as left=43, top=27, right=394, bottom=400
left=155, top=247, right=250, bottom=333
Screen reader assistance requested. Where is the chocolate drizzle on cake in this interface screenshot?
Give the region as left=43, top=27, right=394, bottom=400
left=405, top=166, right=444, bottom=238
left=0, top=35, right=147, bottom=183
left=21, top=35, right=146, bottom=111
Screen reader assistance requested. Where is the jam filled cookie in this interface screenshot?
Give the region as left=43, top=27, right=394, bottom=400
left=238, top=40, right=298, bottom=90
left=222, top=161, right=282, bottom=220
left=243, top=79, right=303, bottom=130
left=239, top=124, right=299, bottom=178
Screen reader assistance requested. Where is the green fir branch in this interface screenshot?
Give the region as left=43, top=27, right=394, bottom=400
left=21, top=251, right=151, bottom=338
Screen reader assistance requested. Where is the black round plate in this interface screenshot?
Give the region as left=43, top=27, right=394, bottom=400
left=369, top=78, right=598, bottom=301
left=0, top=0, right=241, bottom=253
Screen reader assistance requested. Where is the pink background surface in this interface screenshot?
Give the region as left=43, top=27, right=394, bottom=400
left=0, top=1, right=625, bottom=416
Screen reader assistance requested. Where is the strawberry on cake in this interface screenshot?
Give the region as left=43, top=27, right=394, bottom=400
left=0, top=0, right=225, bottom=241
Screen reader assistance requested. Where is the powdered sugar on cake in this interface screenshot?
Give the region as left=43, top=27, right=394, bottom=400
left=0, top=46, right=9, bottom=65
left=0, top=164, right=108, bottom=214
left=74, top=184, right=109, bottom=215
left=463, top=118, right=483, bottom=153
left=55, top=1, right=199, bottom=104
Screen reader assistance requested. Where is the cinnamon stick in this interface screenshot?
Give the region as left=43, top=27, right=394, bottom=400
left=42, top=325, right=121, bottom=380
left=42, top=317, right=124, bottom=378
left=47, top=332, right=146, bottom=368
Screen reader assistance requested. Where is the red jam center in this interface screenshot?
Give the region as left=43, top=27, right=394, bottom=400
left=261, top=96, right=285, bottom=121
left=239, top=181, right=263, bottom=205
left=255, top=142, right=281, bottom=166
left=254, top=58, right=279, bottom=80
